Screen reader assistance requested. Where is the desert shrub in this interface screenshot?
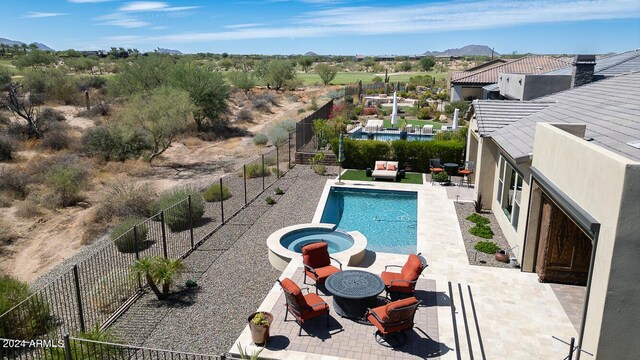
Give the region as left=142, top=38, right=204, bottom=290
left=44, top=327, right=121, bottom=360
left=268, top=126, right=289, bottom=146
left=309, top=98, right=319, bottom=111
left=435, top=126, right=468, bottom=142
left=82, top=126, right=151, bottom=161
left=96, top=181, right=155, bottom=222
left=265, top=196, right=276, bottom=205
left=277, top=119, right=296, bottom=133
left=112, top=217, right=148, bottom=253
left=40, top=123, right=72, bottom=151
left=203, top=183, right=231, bottom=202
left=310, top=152, right=327, bottom=175
left=0, top=135, right=15, bottom=161
left=257, top=92, right=279, bottom=106
left=362, top=107, right=378, bottom=116
left=466, top=213, right=490, bottom=226
left=89, top=270, right=136, bottom=314
left=474, top=240, right=499, bottom=254
left=417, top=108, right=432, bottom=120
left=45, top=165, right=88, bottom=207
left=14, top=200, right=43, bottom=219
left=445, top=100, right=470, bottom=115
left=75, top=76, right=107, bottom=91
left=253, top=133, right=268, bottom=146
left=274, top=187, right=284, bottom=195
left=237, top=108, right=253, bottom=122
left=297, top=108, right=306, bottom=114
left=152, top=187, right=205, bottom=231
left=431, top=171, right=449, bottom=183
left=0, top=166, right=30, bottom=199
left=252, top=98, right=271, bottom=113
left=326, top=89, right=345, bottom=99
left=470, top=224, right=494, bottom=239
left=244, top=163, right=271, bottom=178
left=0, top=276, right=50, bottom=340
left=264, top=156, right=277, bottom=166
left=38, top=108, right=66, bottom=123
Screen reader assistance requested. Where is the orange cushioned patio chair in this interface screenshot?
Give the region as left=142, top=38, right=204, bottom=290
left=302, top=242, right=342, bottom=293
left=277, top=278, right=330, bottom=336
left=366, top=297, right=421, bottom=347
left=381, top=253, right=428, bottom=299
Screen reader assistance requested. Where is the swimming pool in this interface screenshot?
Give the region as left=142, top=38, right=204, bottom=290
left=320, top=187, right=417, bottom=254
left=349, top=132, right=433, bottom=142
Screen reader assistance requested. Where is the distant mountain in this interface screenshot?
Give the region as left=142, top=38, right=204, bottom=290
left=155, top=47, right=182, bottom=55
left=0, top=37, right=53, bottom=51
left=424, top=45, right=497, bottom=57
left=304, top=51, right=318, bottom=57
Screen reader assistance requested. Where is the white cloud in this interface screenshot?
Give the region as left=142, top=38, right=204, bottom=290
left=96, top=13, right=150, bottom=28
left=23, top=12, right=68, bottom=18
left=224, top=23, right=264, bottom=29
left=118, top=1, right=200, bottom=12
left=105, top=0, right=640, bottom=43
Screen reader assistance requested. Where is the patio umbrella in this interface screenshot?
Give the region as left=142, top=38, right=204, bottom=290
left=337, top=133, right=345, bottom=184
left=391, top=91, right=398, bottom=127
left=453, top=108, right=459, bottom=130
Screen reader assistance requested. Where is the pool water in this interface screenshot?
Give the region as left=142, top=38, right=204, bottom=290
left=280, top=228, right=354, bottom=254
left=320, top=188, right=417, bottom=254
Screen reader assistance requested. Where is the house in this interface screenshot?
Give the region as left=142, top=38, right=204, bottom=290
left=450, top=56, right=570, bottom=101
left=498, top=50, right=640, bottom=100
left=465, top=71, right=640, bottom=359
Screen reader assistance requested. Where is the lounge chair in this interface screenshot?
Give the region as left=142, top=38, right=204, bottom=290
left=302, top=242, right=342, bottom=293
left=422, top=125, right=433, bottom=135
left=366, top=297, right=421, bottom=347
left=277, top=278, right=330, bottom=336
left=381, top=253, right=428, bottom=299
left=372, top=161, right=399, bottom=181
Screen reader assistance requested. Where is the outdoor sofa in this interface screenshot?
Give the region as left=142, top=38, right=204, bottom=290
left=372, top=161, right=399, bottom=181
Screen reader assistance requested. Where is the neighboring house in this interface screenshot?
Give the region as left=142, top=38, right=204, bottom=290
left=498, top=50, right=640, bottom=100
left=450, top=56, right=570, bottom=101
left=465, top=71, right=640, bottom=359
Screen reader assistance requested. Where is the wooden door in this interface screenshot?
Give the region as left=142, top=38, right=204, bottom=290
left=535, top=195, right=592, bottom=285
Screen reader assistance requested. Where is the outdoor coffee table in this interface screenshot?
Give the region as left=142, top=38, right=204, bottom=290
left=325, top=270, right=385, bottom=319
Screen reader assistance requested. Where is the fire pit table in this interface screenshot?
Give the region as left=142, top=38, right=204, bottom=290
left=325, top=270, right=385, bottom=319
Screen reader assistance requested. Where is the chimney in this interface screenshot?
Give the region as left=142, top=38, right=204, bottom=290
left=571, top=54, right=596, bottom=88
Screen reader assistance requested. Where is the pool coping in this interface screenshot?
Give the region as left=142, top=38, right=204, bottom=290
left=266, top=223, right=367, bottom=272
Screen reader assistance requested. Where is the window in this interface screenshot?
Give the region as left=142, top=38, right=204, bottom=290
left=496, top=156, right=523, bottom=230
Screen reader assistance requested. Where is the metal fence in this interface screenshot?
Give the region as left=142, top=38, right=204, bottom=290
left=0, top=131, right=298, bottom=359
left=295, top=100, right=333, bottom=152
left=344, top=82, right=408, bottom=97
left=0, top=336, right=224, bottom=360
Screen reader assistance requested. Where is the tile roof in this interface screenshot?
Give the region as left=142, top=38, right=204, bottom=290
left=491, top=72, right=640, bottom=162
left=452, top=56, right=571, bottom=84
left=472, top=100, right=554, bottom=136
left=544, top=50, right=640, bottom=76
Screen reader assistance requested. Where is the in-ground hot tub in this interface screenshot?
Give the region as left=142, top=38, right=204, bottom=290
left=267, top=223, right=367, bottom=271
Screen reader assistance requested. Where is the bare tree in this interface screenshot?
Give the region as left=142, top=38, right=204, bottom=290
left=0, top=83, right=42, bottom=138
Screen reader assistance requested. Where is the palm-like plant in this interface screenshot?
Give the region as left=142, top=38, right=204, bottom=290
left=131, top=257, right=185, bottom=300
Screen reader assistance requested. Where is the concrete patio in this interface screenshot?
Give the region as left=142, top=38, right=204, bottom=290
left=231, top=175, right=580, bottom=359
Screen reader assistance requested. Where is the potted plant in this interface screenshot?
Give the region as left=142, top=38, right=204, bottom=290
left=495, top=249, right=509, bottom=263
left=248, top=311, right=273, bottom=345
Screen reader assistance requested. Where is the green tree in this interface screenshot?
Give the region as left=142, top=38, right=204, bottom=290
left=107, top=54, right=174, bottom=98
left=11, top=50, right=57, bottom=70
left=256, top=59, right=296, bottom=91
left=227, top=70, right=256, bottom=94
left=116, top=86, right=194, bottom=162
left=171, top=61, right=230, bottom=131
left=298, top=57, right=314, bottom=73
left=315, top=63, right=338, bottom=85
left=130, top=257, right=185, bottom=300
left=420, top=56, right=436, bottom=71
left=362, top=58, right=376, bottom=72
left=396, top=61, right=413, bottom=72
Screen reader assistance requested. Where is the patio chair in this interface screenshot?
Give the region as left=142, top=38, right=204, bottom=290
left=302, top=242, right=342, bottom=293
left=366, top=297, right=421, bottom=347
left=277, top=278, right=330, bottom=336
left=381, top=253, right=428, bottom=299
left=459, top=160, right=475, bottom=188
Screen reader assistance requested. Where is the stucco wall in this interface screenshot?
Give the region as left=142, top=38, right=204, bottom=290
left=498, top=73, right=571, bottom=100
left=530, top=123, right=640, bottom=358
left=474, top=136, right=499, bottom=209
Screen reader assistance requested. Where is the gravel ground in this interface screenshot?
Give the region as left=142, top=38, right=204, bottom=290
left=454, top=202, right=516, bottom=269
left=109, top=165, right=335, bottom=355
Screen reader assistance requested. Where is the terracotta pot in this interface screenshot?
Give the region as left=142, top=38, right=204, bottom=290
left=495, top=250, right=509, bottom=263
left=248, top=312, right=274, bottom=346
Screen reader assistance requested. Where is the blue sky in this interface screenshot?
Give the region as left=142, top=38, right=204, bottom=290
left=3, top=0, right=640, bottom=55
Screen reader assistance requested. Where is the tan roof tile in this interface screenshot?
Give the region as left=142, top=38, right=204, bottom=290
left=452, top=56, right=571, bottom=84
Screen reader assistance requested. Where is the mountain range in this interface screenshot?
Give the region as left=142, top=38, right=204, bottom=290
left=423, top=45, right=498, bottom=57
left=0, top=37, right=53, bottom=51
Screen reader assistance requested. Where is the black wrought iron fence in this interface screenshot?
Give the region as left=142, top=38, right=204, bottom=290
left=0, top=336, right=225, bottom=360
left=295, top=99, right=333, bottom=152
